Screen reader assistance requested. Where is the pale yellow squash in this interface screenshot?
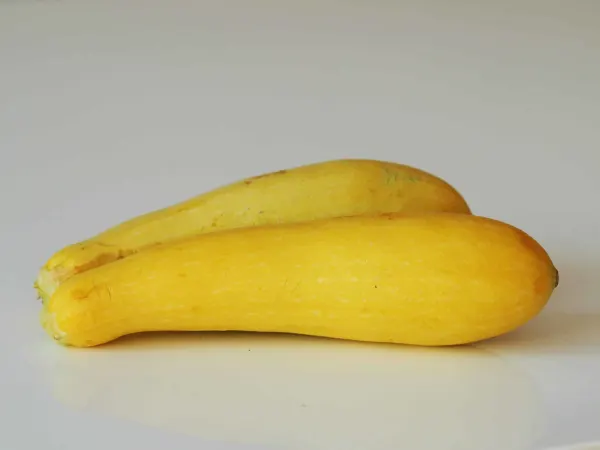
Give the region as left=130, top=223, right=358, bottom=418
left=35, top=159, right=470, bottom=301
left=41, top=213, right=557, bottom=348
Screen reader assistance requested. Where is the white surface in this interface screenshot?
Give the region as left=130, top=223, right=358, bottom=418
left=1, top=1, right=600, bottom=449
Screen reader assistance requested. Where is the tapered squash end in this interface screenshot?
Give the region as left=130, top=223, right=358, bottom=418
left=34, top=267, right=59, bottom=304
left=39, top=306, right=69, bottom=345
left=35, top=240, right=129, bottom=304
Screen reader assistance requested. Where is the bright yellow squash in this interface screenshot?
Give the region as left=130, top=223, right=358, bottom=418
left=35, top=159, right=470, bottom=301
left=41, top=213, right=557, bottom=348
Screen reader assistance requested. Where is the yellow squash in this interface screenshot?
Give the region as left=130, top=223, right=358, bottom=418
left=41, top=213, right=557, bottom=348
left=35, top=159, right=470, bottom=301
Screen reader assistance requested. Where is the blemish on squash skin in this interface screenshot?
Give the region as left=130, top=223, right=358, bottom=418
left=384, top=168, right=399, bottom=185
left=72, top=248, right=137, bottom=276
left=383, top=167, right=421, bottom=185
left=72, top=287, right=95, bottom=301
left=71, top=283, right=113, bottom=302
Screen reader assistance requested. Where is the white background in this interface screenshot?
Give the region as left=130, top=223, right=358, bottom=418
left=1, top=1, right=599, bottom=449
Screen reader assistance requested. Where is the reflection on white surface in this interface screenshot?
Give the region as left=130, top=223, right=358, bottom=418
left=481, top=312, right=600, bottom=354
left=42, top=330, right=543, bottom=450
left=480, top=313, right=600, bottom=450
left=544, top=443, right=600, bottom=450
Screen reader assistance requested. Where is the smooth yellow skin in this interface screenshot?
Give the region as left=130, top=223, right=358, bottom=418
left=42, top=213, right=557, bottom=348
left=35, top=159, right=470, bottom=301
